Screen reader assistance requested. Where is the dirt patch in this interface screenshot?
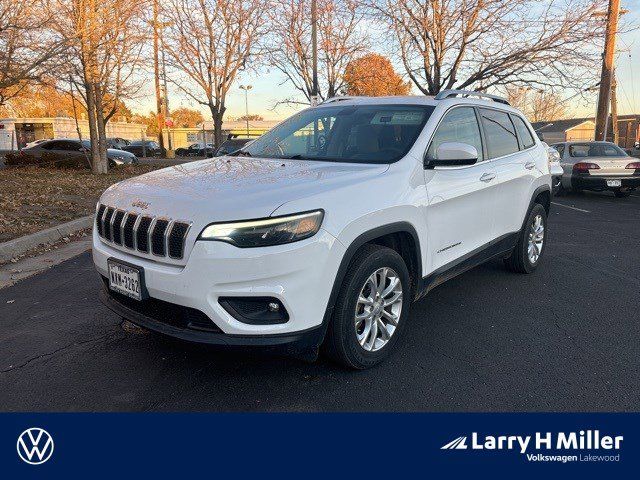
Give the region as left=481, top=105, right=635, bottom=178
left=0, top=165, right=161, bottom=243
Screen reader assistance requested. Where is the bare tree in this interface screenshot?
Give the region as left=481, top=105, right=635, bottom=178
left=506, top=87, right=566, bottom=122
left=269, top=0, right=368, bottom=103
left=0, top=0, right=66, bottom=106
left=163, top=0, right=267, bottom=147
left=370, top=0, right=607, bottom=96
left=51, top=0, right=149, bottom=173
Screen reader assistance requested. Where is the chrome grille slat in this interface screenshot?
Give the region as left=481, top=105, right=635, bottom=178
left=96, top=204, right=190, bottom=260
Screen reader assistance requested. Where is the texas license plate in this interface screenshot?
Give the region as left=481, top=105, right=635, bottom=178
left=108, top=260, right=142, bottom=301
left=607, top=179, right=622, bottom=187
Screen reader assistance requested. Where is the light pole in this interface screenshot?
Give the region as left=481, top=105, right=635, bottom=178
left=239, top=85, right=253, bottom=137
left=311, top=0, right=318, bottom=106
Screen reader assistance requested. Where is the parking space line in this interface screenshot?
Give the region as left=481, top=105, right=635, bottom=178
left=551, top=202, right=590, bottom=213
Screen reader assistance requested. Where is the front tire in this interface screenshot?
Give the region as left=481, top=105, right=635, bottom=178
left=504, top=203, right=547, bottom=274
left=323, top=244, right=411, bottom=369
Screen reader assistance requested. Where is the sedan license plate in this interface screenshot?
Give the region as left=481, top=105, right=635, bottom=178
left=108, top=261, right=142, bottom=301
left=607, top=179, right=622, bottom=187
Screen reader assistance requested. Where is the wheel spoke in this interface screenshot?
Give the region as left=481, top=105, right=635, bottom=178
left=377, top=319, right=390, bottom=341
left=381, top=277, right=399, bottom=298
left=377, top=268, right=388, bottom=294
left=381, top=309, right=399, bottom=325
left=383, top=291, right=402, bottom=307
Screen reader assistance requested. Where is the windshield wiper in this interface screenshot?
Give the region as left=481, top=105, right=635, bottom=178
left=231, top=150, right=252, bottom=157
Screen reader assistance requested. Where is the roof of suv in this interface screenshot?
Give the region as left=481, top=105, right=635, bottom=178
left=315, top=91, right=523, bottom=115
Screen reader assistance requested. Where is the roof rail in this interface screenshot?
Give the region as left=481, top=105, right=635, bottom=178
left=434, top=89, right=510, bottom=105
left=319, top=96, right=360, bottom=105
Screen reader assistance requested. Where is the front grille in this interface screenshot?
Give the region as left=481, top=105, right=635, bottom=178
left=112, top=210, right=126, bottom=245
left=104, top=282, right=221, bottom=333
left=96, top=204, right=191, bottom=259
left=151, top=219, right=169, bottom=256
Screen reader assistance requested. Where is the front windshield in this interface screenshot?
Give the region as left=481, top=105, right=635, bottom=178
left=569, top=143, right=626, bottom=157
left=242, top=104, right=434, bottom=163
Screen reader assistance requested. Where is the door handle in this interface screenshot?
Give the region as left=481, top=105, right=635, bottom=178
left=480, top=172, right=496, bottom=182
left=524, top=161, right=536, bottom=170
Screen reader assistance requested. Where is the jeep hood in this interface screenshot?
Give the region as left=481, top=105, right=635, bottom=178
left=100, top=156, right=389, bottom=222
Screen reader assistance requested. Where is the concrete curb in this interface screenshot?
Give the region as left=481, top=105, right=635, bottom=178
left=0, top=216, right=93, bottom=263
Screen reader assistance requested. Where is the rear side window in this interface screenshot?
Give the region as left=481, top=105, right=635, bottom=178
left=479, top=108, right=519, bottom=159
left=427, top=107, right=484, bottom=162
left=512, top=115, right=536, bottom=149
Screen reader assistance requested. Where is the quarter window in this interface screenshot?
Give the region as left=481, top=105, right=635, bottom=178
left=427, top=107, right=483, bottom=162
left=512, top=115, right=536, bottom=149
left=479, top=108, right=519, bottom=159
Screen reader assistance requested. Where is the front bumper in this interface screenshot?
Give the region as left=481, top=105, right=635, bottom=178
left=99, top=286, right=325, bottom=348
left=572, top=174, right=640, bottom=191
left=93, top=227, right=345, bottom=340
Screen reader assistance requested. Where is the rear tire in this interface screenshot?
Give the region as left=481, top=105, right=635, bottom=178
left=323, top=244, right=411, bottom=369
left=504, top=203, right=547, bottom=274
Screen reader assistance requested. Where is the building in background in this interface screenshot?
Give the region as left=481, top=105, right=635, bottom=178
left=532, top=115, right=639, bottom=149
left=0, top=117, right=145, bottom=150
left=162, top=119, right=281, bottom=149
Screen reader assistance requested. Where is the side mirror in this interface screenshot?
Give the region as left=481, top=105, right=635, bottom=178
left=424, top=142, right=478, bottom=169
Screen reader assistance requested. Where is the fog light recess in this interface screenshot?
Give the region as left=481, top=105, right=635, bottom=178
left=218, top=297, right=289, bottom=325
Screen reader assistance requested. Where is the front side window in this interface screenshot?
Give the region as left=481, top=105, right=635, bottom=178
left=512, top=115, right=536, bottom=149
left=426, top=107, right=484, bottom=162
left=242, top=104, right=434, bottom=164
left=479, top=108, right=519, bottom=159
left=569, top=143, right=626, bottom=157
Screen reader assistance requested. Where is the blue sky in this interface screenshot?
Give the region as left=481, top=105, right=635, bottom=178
left=133, top=2, right=640, bottom=122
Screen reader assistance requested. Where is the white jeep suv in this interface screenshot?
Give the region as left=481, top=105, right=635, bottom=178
left=93, top=90, right=551, bottom=369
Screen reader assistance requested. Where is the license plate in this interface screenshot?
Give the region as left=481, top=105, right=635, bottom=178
left=607, top=179, right=622, bottom=187
left=108, top=260, right=142, bottom=301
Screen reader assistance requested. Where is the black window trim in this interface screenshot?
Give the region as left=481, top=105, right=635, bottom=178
left=476, top=106, right=524, bottom=160
left=509, top=113, right=537, bottom=151
left=423, top=104, right=487, bottom=168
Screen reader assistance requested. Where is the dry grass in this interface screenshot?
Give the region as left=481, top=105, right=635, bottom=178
left=0, top=165, right=161, bottom=243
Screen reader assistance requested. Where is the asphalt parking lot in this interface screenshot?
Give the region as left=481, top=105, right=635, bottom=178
left=1, top=191, right=639, bottom=412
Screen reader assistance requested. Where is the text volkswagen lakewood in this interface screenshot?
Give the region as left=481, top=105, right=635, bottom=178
left=94, top=91, right=552, bottom=369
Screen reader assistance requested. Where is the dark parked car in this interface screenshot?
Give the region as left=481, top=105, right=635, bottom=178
left=106, top=137, right=131, bottom=150
left=123, top=140, right=164, bottom=157
left=214, top=138, right=254, bottom=156
left=16, top=139, right=138, bottom=168
left=175, top=143, right=213, bottom=157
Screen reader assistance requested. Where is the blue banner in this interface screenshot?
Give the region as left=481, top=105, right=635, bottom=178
left=2, top=413, right=637, bottom=478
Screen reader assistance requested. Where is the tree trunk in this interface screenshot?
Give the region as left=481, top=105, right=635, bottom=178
left=84, top=82, right=103, bottom=174
left=209, top=102, right=226, bottom=148
left=94, top=84, right=109, bottom=172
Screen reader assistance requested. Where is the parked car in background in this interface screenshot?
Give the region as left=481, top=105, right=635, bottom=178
left=551, top=141, right=640, bottom=198
left=214, top=137, right=254, bottom=156
left=543, top=142, right=563, bottom=195
left=175, top=143, right=213, bottom=157
left=24, top=138, right=51, bottom=149
left=18, top=139, right=138, bottom=168
left=123, top=140, right=163, bottom=157
left=107, top=137, right=131, bottom=150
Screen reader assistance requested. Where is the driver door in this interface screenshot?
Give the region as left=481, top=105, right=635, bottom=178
left=424, top=106, right=498, bottom=271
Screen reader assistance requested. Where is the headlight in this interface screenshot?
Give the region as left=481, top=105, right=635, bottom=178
left=112, top=158, right=124, bottom=165
left=198, top=210, right=324, bottom=248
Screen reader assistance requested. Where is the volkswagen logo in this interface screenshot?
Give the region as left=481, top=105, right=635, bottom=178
left=17, top=428, right=54, bottom=465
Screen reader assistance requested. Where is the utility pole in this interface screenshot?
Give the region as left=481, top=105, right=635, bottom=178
left=594, top=0, right=621, bottom=141
left=610, top=71, right=619, bottom=144
left=160, top=26, right=173, bottom=154
left=152, top=0, right=165, bottom=153
left=311, top=0, right=318, bottom=106
left=239, top=85, right=253, bottom=137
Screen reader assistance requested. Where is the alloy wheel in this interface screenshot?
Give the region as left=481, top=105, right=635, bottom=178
left=527, top=214, right=545, bottom=264
left=354, top=267, right=403, bottom=352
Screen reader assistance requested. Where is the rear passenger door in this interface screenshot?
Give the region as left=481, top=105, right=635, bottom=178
left=479, top=109, right=534, bottom=238
left=424, top=106, right=498, bottom=270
